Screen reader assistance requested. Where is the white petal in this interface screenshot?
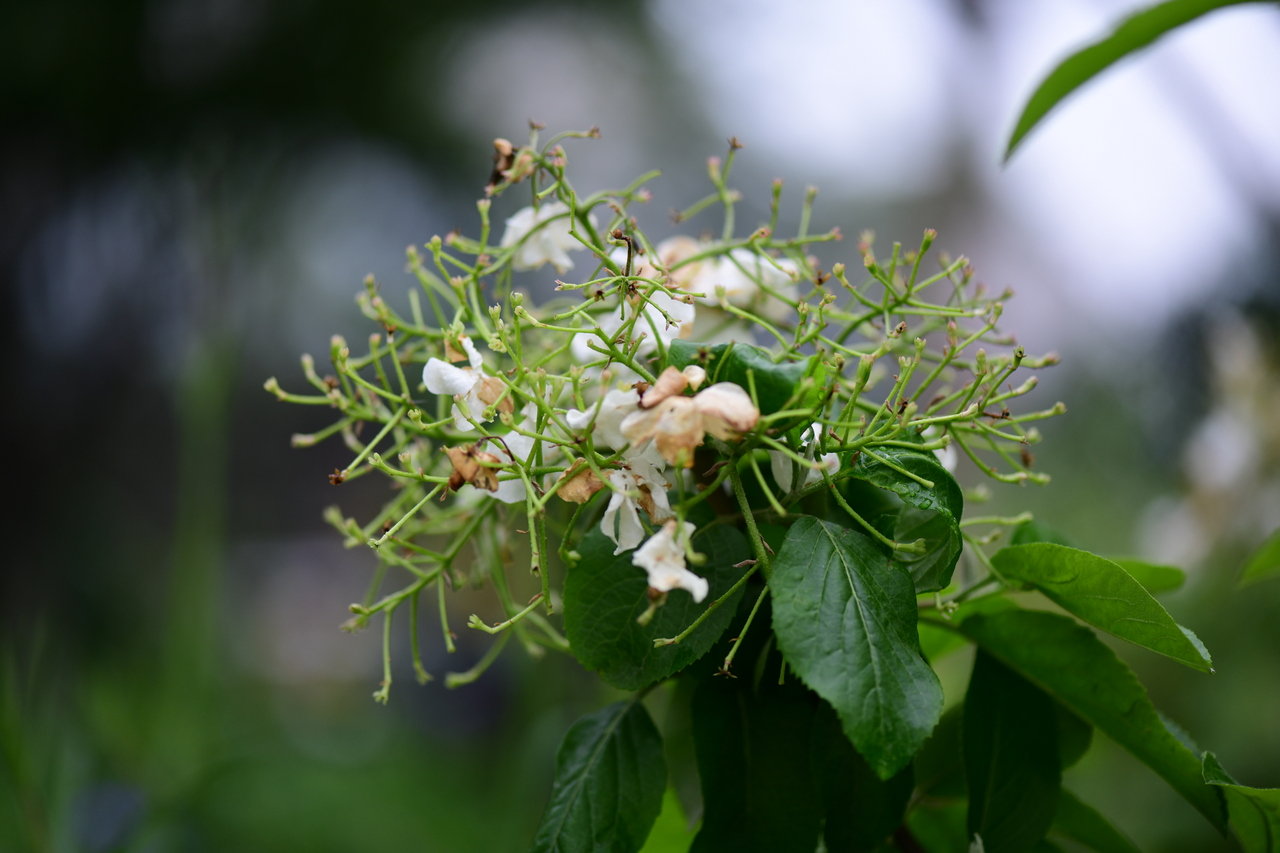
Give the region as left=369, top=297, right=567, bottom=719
left=491, top=477, right=527, bottom=504
left=424, top=358, right=477, bottom=396
left=601, top=469, right=645, bottom=554
left=500, top=202, right=591, bottom=273
left=769, top=449, right=800, bottom=491
left=935, top=443, right=958, bottom=473
left=460, top=335, right=483, bottom=369
left=632, top=521, right=707, bottom=602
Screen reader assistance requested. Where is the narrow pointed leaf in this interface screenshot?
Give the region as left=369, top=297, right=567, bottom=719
left=958, top=609, right=1227, bottom=831
left=1240, top=526, right=1280, bottom=587
left=564, top=524, right=750, bottom=690
left=992, top=543, right=1211, bottom=671
left=771, top=516, right=943, bottom=778
left=1204, top=752, right=1280, bottom=852
left=965, top=651, right=1061, bottom=852
left=533, top=700, right=666, bottom=853
left=1004, top=0, right=1260, bottom=161
left=1051, top=789, right=1141, bottom=853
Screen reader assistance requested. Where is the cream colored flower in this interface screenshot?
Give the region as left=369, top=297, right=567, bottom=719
left=769, top=423, right=840, bottom=491
left=564, top=387, right=642, bottom=450
left=632, top=520, right=708, bottom=602
left=500, top=202, right=592, bottom=272
left=691, top=248, right=801, bottom=324
left=422, top=335, right=509, bottom=432
left=622, top=381, right=759, bottom=467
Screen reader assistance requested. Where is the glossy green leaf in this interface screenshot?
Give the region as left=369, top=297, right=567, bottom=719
left=1241, top=526, right=1280, bottom=587
left=690, top=677, right=823, bottom=853
left=957, top=609, right=1227, bottom=831
left=666, top=339, right=823, bottom=419
left=771, top=516, right=943, bottom=778
left=1003, top=0, right=1260, bottom=161
left=965, top=651, right=1062, bottom=852
left=812, top=700, right=914, bottom=852
left=1111, top=558, right=1186, bottom=594
left=1051, top=789, right=1142, bottom=853
left=1010, top=522, right=1186, bottom=593
left=532, top=700, right=666, bottom=853
left=564, top=524, right=750, bottom=690
left=1204, top=752, right=1280, bottom=852
left=851, top=447, right=963, bottom=517
left=992, top=543, right=1212, bottom=671
left=850, top=447, right=964, bottom=592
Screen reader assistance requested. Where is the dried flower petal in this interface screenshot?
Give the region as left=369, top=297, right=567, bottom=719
left=556, top=460, right=605, bottom=504
left=445, top=445, right=500, bottom=493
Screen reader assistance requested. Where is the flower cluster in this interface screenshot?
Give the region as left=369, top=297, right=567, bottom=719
left=266, top=128, right=1061, bottom=698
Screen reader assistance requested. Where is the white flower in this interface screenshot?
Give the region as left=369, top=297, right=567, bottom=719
left=490, top=417, right=538, bottom=505
left=500, top=202, right=591, bottom=272
left=565, top=387, right=642, bottom=450
left=632, top=520, right=708, bottom=603
left=769, top=423, right=840, bottom=491
left=923, top=426, right=958, bottom=472
left=571, top=245, right=697, bottom=372
left=600, top=445, right=674, bottom=553
left=691, top=248, right=800, bottom=324
left=422, top=335, right=508, bottom=431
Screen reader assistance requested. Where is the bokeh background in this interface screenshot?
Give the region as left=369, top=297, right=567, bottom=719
left=3, top=0, right=1279, bottom=849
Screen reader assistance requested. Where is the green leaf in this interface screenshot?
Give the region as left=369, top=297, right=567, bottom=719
left=1056, top=706, right=1093, bottom=770
left=1204, top=753, right=1280, bottom=852
left=690, top=677, right=823, bottom=853
left=532, top=700, right=666, bottom=853
left=564, top=524, right=751, bottom=690
left=992, top=543, right=1212, bottom=672
left=666, top=339, right=823, bottom=419
left=1241, top=526, right=1280, bottom=587
left=957, top=609, right=1227, bottom=831
left=907, top=800, right=969, bottom=853
left=851, top=447, right=963, bottom=518
left=965, top=650, right=1062, bottom=852
left=771, top=516, right=943, bottom=778
left=914, top=705, right=966, bottom=800
left=850, top=447, right=964, bottom=592
left=1003, top=0, right=1261, bottom=161
left=1110, top=558, right=1186, bottom=594
left=1012, top=520, right=1074, bottom=547
left=1009, top=522, right=1186, bottom=594
left=1051, top=789, right=1141, bottom=853
left=919, top=620, right=968, bottom=663
left=811, top=700, right=914, bottom=853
